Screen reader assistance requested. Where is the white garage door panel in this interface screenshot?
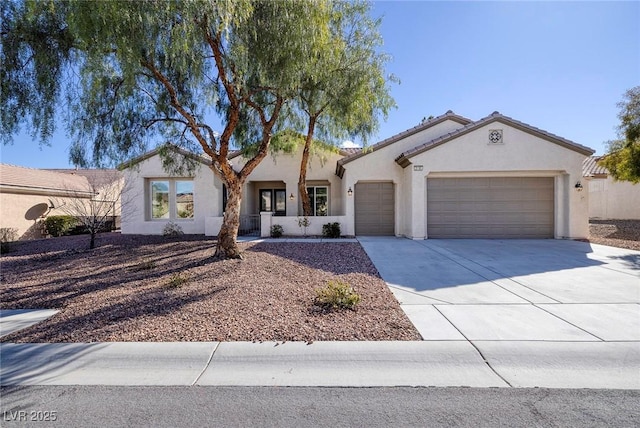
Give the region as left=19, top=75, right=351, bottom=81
left=427, top=177, right=554, bottom=239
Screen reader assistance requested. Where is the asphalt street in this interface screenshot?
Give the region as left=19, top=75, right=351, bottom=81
left=2, top=386, right=639, bottom=428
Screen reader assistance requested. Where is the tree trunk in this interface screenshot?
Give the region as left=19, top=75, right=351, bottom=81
left=89, top=230, right=96, bottom=249
left=214, top=178, right=243, bottom=259
left=299, top=117, right=316, bottom=217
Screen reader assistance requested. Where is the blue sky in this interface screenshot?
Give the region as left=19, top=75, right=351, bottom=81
left=1, top=0, right=638, bottom=168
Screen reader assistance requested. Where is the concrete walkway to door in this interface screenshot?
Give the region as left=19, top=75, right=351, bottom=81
left=358, top=237, right=640, bottom=389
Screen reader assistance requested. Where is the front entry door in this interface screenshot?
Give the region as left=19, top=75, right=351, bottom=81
left=260, top=189, right=286, bottom=216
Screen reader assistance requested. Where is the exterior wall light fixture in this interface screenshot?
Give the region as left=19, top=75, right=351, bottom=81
left=347, top=187, right=353, bottom=196
left=289, top=193, right=295, bottom=200
left=575, top=181, right=583, bottom=191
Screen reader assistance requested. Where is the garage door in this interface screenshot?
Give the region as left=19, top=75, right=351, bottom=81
left=427, top=177, right=554, bottom=238
left=355, top=182, right=394, bottom=235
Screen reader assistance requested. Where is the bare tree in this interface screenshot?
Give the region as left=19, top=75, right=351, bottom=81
left=53, top=170, right=130, bottom=249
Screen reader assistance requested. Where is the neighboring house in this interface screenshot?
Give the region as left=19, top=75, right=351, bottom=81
left=0, top=164, right=122, bottom=240
left=583, top=156, right=640, bottom=220
left=120, top=110, right=594, bottom=239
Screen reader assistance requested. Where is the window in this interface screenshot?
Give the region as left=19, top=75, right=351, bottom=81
left=259, top=189, right=286, bottom=215
left=151, top=181, right=170, bottom=219
left=307, top=186, right=328, bottom=216
left=149, top=179, right=194, bottom=220
left=175, top=181, right=194, bottom=219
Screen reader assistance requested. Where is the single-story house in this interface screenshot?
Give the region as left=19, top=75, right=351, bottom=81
left=583, top=156, right=640, bottom=220
left=0, top=164, right=122, bottom=240
left=120, top=110, right=594, bottom=239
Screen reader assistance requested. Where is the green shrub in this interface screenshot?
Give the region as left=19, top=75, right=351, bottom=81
left=44, top=215, right=77, bottom=237
left=315, top=279, right=361, bottom=310
left=0, top=227, right=18, bottom=254
left=166, top=272, right=189, bottom=288
left=270, top=224, right=283, bottom=238
left=322, top=222, right=341, bottom=238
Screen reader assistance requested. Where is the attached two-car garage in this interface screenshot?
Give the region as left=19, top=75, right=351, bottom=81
left=353, top=177, right=555, bottom=238
left=426, top=177, right=554, bottom=238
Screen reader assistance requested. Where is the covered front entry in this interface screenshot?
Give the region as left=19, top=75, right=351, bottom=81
left=427, top=177, right=554, bottom=238
left=355, top=182, right=395, bottom=235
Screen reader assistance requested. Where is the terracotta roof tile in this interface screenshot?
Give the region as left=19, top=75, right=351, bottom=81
left=582, top=156, right=609, bottom=177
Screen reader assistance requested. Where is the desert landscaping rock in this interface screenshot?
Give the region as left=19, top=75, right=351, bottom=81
left=588, top=219, right=640, bottom=251
left=0, top=233, right=421, bottom=342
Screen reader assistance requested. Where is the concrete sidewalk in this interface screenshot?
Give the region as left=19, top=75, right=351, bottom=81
left=3, top=339, right=638, bottom=389
left=1, top=238, right=639, bottom=389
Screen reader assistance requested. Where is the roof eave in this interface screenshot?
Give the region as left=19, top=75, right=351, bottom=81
left=338, top=111, right=472, bottom=167
left=399, top=113, right=595, bottom=161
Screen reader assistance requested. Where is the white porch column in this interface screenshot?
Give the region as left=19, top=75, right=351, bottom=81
left=260, top=211, right=274, bottom=237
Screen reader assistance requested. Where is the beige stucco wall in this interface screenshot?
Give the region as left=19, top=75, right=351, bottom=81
left=0, top=191, right=89, bottom=240
left=340, top=119, right=468, bottom=236
left=587, top=177, right=640, bottom=219
left=231, top=146, right=344, bottom=217
left=342, top=120, right=590, bottom=239
left=121, top=155, right=220, bottom=235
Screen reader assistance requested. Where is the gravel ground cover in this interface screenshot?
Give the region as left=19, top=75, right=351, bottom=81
left=588, top=219, right=640, bottom=251
left=0, top=233, right=421, bottom=342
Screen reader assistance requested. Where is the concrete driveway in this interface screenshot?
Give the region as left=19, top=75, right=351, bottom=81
left=358, top=237, right=640, bottom=388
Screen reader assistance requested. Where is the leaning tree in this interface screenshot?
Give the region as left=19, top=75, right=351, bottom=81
left=289, top=0, right=396, bottom=217
left=1, top=0, right=337, bottom=258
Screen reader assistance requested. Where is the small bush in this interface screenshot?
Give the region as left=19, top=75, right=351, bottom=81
left=296, top=216, right=311, bottom=236
left=44, top=215, right=77, bottom=237
left=315, top=279, right=361, bottom=310
left=270, top=224, right=283, bottom=238
left=163, top=221, right=184, bottom=237
left=322, top=222, right=341, bottom=238
left=131, top=258, right=156, bottom=271
left=166, top=272, right=189, bottom=288
left=0, top=227, right=18, bottom=254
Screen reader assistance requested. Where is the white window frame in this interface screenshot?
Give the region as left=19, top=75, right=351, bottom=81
left=148, top=179, right=194, bottom=221
left=307, top=185, right=329, bottom=216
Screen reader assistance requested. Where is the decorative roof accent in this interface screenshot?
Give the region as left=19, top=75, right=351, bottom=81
left=336, top=110, right=472, bottom=177
left=394, top=112, right=595, bottom=167
left=582, top=156, right=609, bottom=178
left=0, top=163, right=94, bottom=195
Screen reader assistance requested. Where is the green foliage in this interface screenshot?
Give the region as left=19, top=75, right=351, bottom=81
left=166, top=272, right=189, bottom=289
left=322, top=222, right=341, bottom=238
left=270, top=224, right=283, bottom=238
left=600, top=87, right=640, bottom=183
left=1, top=0, right=394, bottom=258
left=162, top=221, right=184, bottom=237
left=315, top=279, right=361, bottom=310
left=288, top=0, right=396, bottom=216
left=0, top=227, right=19, bottom=254
left=44, top=215, right=77, bottom=237
left=599, top=140, right=640, bottom=184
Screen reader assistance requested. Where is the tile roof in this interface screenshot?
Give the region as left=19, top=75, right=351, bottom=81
left=337, top=110, right=472, bottom=168
left=118, top=144, right=212, bottom=170
left=582, top=156, right=609, bottom=177
left=395, top=111, right=595, bottom=167
left=47, top=168, right=122, bottom=185
left=0, top=163, right=92, bottom=193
